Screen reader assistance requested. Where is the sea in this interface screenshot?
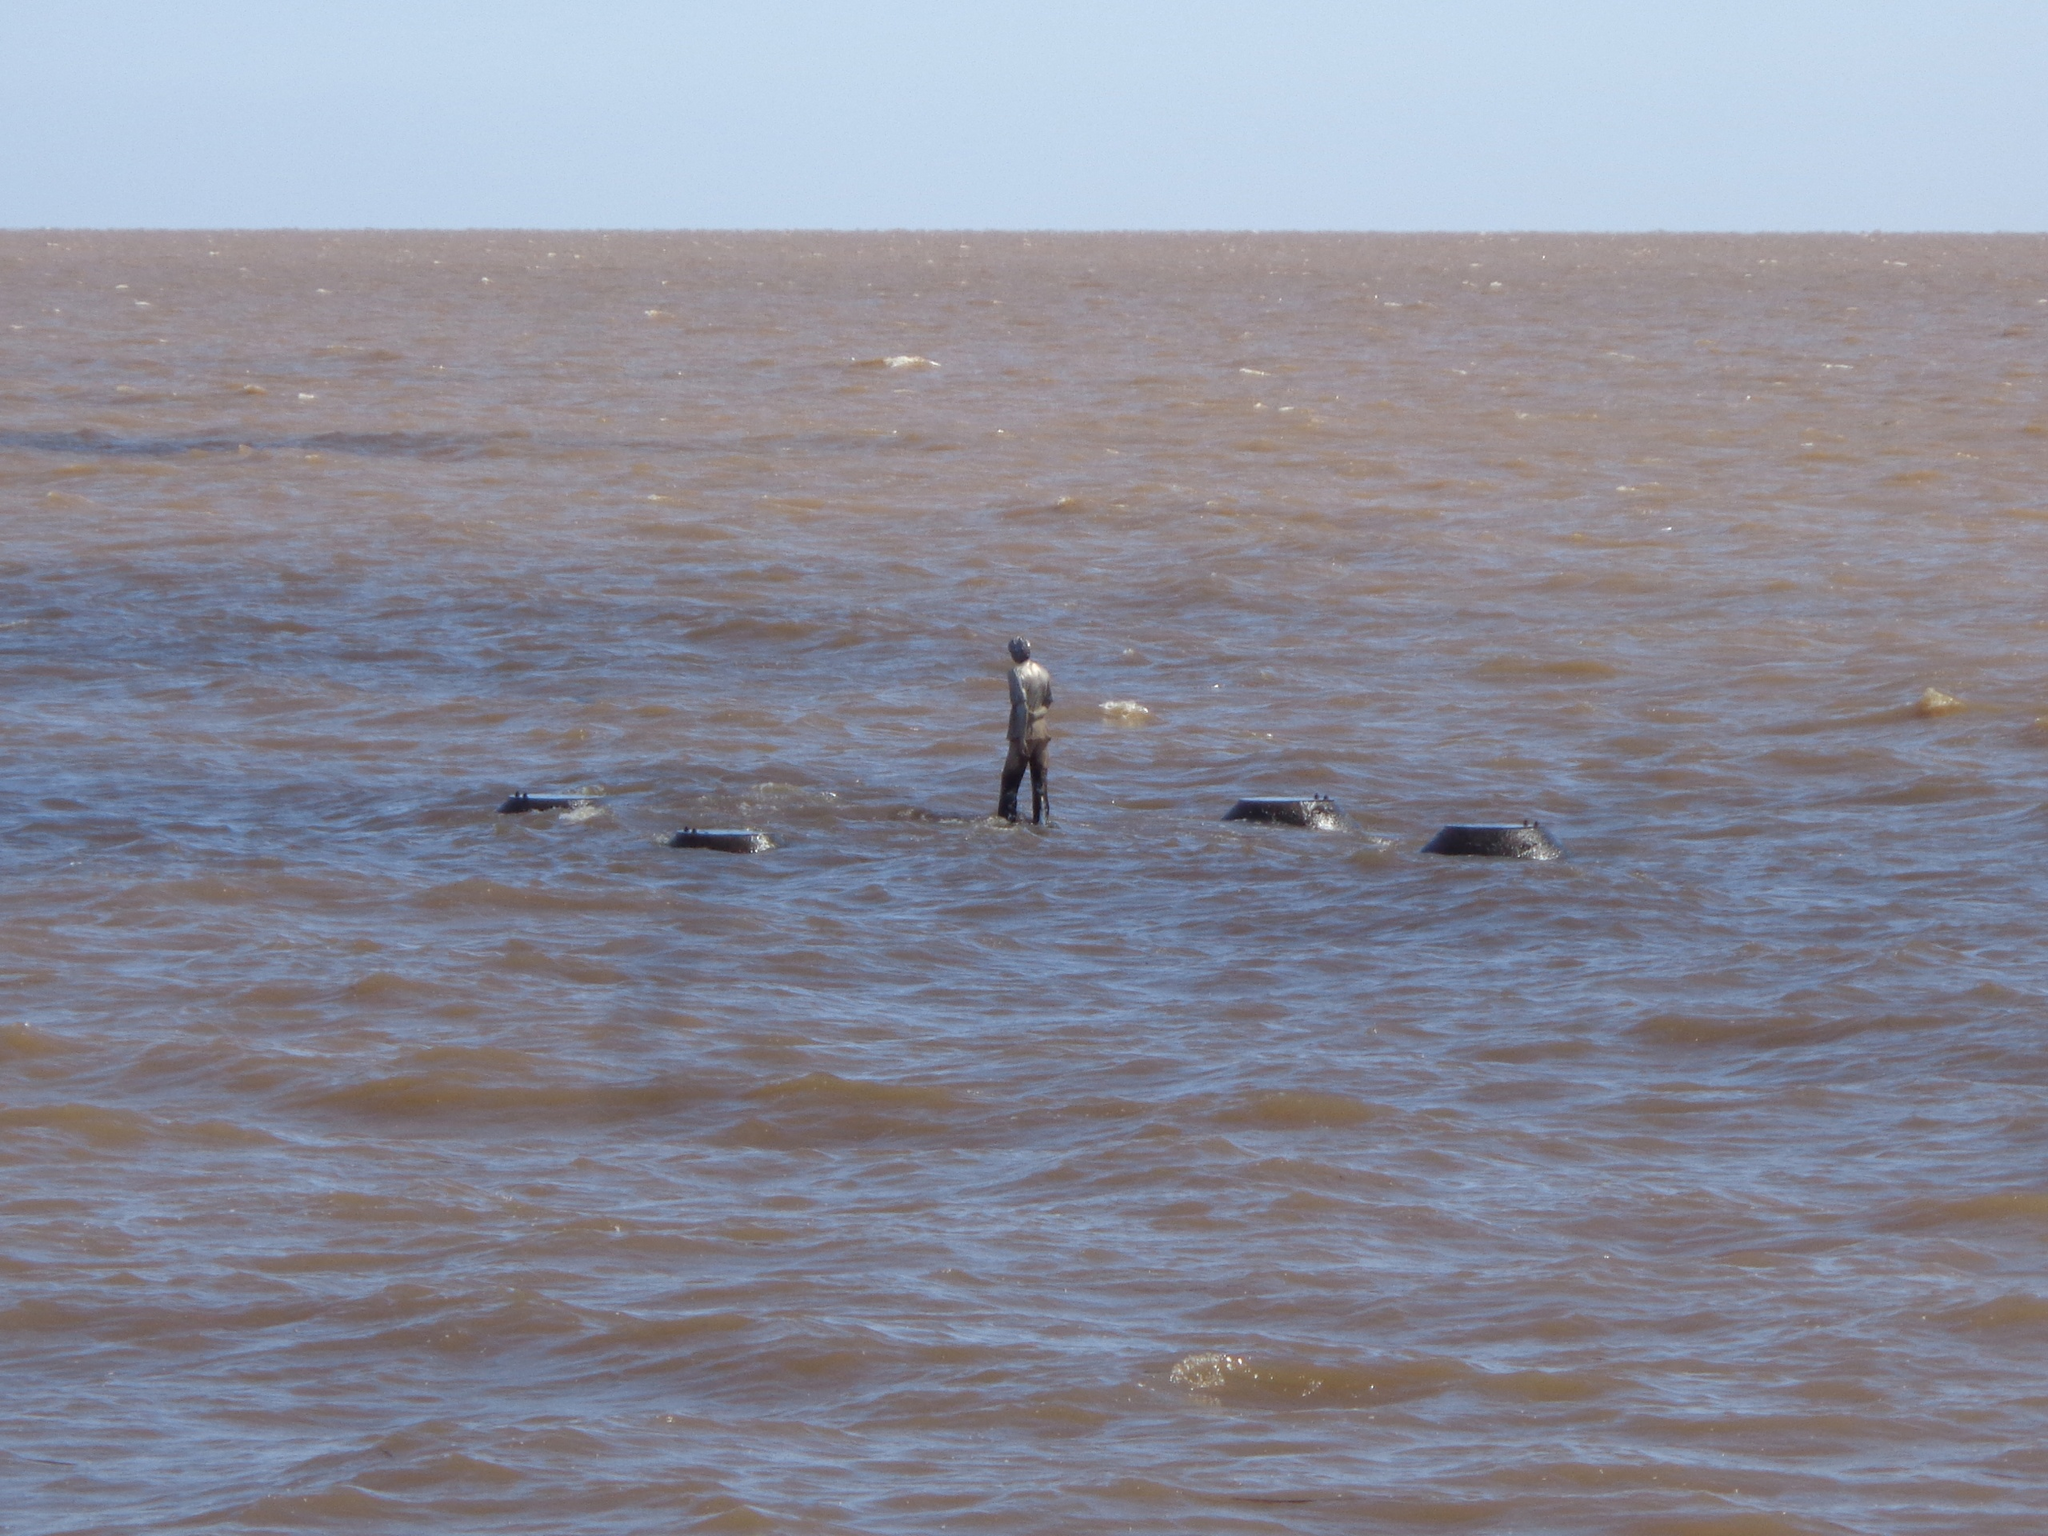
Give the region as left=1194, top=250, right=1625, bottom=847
left=4, top=231, right=2047, bottom=1535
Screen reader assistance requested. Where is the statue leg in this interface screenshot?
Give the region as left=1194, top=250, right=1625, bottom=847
left=998, top=741, right=1026, bottom=822
left=1029, top=742, right=1050, bottom=825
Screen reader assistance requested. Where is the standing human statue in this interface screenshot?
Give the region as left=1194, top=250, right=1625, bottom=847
left=998, top=635, right=1054, bottom=824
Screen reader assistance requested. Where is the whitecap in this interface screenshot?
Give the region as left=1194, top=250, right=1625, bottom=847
left=1915, top=687, right=1963, bottom=717
left=1169, top=1352, right=1243, bottom=1392
left=750, top=782, right=837, bottom=802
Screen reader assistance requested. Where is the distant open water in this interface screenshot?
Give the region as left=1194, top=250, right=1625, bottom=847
left=4, top=231, right=2048, bottom=1534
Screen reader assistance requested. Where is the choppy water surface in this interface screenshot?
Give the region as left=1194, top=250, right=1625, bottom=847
left=4, top=231, right=2048, bottom=1534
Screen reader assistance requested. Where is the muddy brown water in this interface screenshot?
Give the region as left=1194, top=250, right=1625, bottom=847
left=4, top=231, right=2048, bottom=1533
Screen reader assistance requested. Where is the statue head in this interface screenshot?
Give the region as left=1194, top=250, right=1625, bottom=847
left=1008, top=636, right=1031, bottom=663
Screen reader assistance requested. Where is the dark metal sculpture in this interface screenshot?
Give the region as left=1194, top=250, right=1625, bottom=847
left=497, top=791, right=602, bottom=814
left=998, top=636, right=1054, bottom=824
left=667, top=828, right=775, bottom=854
left=1223, top=796, right=1343, bottom=829
left=1421, top=821, right=1564, bottom=859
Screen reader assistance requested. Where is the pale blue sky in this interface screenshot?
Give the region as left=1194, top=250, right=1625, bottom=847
left=4, top=1, right=2042, bottom=230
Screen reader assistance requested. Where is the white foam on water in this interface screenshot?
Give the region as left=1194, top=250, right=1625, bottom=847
left=1915, top=686, right=1964, bottom=716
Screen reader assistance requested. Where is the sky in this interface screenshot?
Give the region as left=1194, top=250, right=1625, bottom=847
left=3, top=1, right=2043, bottom=231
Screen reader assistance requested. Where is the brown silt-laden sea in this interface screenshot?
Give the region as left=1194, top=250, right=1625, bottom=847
left=4, top=231, right=2048, bottom=1533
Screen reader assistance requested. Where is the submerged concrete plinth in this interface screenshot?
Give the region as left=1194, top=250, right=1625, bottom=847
left=498, top=791, right=601, bottom=814
left=1422, top=822, right=1563, bottom=860
left=668, top=828, right=774, bottom=854
left=1224, top=796, right=1342, bottom=830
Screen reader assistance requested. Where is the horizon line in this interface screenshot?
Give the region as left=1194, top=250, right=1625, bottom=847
left=10, top=226, right=2048, bottom=238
